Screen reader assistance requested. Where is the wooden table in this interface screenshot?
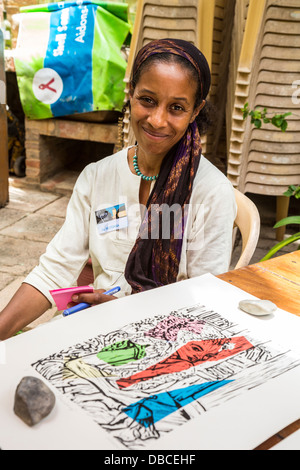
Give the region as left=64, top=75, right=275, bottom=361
left=218, top=250, right=300, bottom=316
left=218, top=251, right=300, bottom=449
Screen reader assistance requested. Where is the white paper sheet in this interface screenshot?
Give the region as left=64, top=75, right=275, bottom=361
left=1, top=273, right=300, bottom=450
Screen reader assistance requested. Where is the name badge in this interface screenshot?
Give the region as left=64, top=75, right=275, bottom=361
left=95, top=203, right=128, bottom=234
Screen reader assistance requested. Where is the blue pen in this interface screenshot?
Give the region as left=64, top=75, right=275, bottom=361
left=62, top=286, right=121, bottom=317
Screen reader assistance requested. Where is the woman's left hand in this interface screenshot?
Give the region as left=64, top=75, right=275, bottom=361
left=68, top=289, right=118, bottom=307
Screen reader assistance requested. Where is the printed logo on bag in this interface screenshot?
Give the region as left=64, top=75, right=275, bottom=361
left=32, top=68, right=63, bottom=105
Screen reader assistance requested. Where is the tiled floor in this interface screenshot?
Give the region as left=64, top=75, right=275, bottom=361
left=0, top=175, right=298, bottom=330
left=0, top=182, right=70, bottom=327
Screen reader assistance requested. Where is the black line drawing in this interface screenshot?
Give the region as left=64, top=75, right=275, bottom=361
left=32, top=304, right=300, bottom=449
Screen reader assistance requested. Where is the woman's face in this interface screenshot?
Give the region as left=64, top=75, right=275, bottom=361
left=130, top=61, right=200, bottom=162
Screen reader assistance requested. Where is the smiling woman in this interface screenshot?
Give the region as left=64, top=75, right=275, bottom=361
left=0, top=39, right=237, bottom=340
left=124, top=39, right=233, bottom=293
left=129, top=61, right=201, bottom=165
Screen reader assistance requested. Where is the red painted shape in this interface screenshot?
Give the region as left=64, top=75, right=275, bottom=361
left=117, top=336, right=253, bottom=389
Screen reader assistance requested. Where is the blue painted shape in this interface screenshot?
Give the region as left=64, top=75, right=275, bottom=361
left=123, top=380, right=233, bottom=427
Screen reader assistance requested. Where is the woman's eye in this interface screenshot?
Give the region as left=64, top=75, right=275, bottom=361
left=171, top=104, right=185, bottom=112
left=139, top=96, right=155, bottom=106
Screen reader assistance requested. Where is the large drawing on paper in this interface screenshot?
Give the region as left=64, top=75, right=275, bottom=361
left=32, top=304, right=300, bottom=449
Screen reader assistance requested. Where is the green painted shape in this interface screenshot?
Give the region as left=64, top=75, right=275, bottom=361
left=97, top=340, right=149, bottom=366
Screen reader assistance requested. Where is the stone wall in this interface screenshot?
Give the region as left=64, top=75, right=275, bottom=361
left=24, top=118, right=118, bottom=186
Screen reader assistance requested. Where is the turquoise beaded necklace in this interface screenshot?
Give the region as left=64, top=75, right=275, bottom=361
left=133, top=145, right=159, bottom=182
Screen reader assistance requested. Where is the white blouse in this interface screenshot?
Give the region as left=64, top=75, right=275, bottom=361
left=24, top=147, right=237, bottom=305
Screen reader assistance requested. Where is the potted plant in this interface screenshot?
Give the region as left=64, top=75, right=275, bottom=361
left=242, top=104, right=299, bottom=260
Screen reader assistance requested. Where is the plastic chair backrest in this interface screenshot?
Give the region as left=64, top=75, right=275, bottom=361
left=233, top=189, right=261, bottom=269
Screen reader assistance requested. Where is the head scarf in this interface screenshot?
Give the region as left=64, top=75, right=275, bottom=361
left=124, top=39, right=211, bottom=293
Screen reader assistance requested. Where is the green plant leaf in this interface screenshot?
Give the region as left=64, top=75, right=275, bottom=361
left=241, top=103, right=249, bottom=119
left=283, top=185, right=297, bottom=197
left=274, top=216, right=300, bottom=228
left=251, top=109, right=262, bottom=120
left=254, top=119, right=262, bottom=128
left=271, top=112, right=291, bottom=131
left=295, top=187, right=300, bottom=199
left=260, top=232, right=300, bottom=261
left=242, top=103, right=291, bottom=132
left=283, top=185, right=300, bottom=198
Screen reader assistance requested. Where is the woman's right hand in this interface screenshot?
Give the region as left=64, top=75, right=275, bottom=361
left=68, top=289, right=118, bottom=308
